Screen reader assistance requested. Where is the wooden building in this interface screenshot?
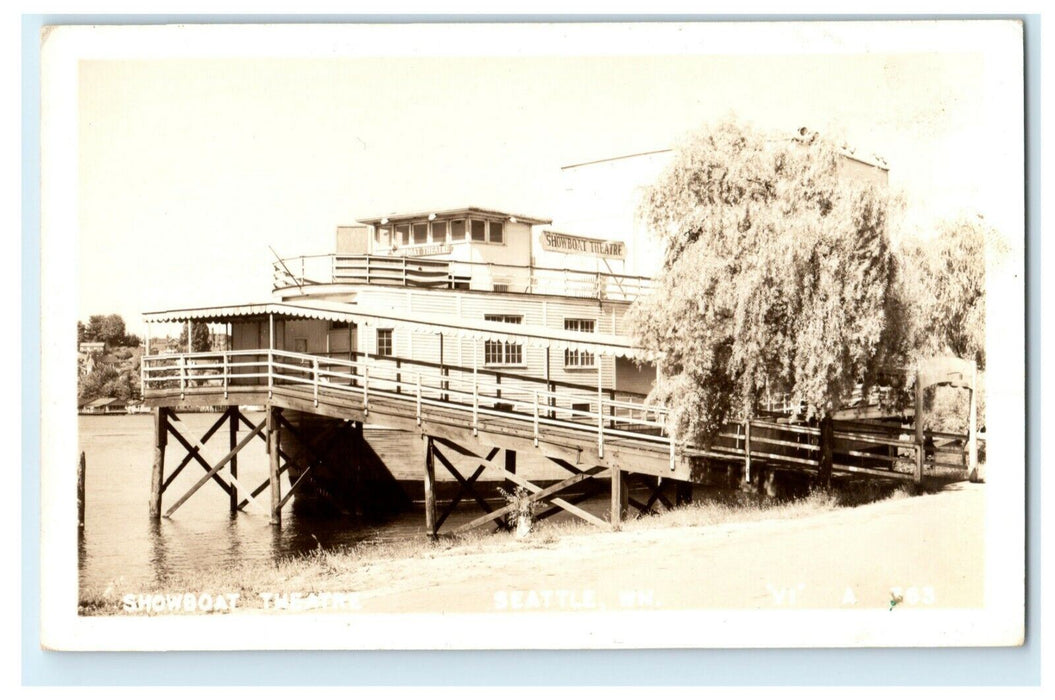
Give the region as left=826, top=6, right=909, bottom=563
left=140, top=152, right=979, bottom=535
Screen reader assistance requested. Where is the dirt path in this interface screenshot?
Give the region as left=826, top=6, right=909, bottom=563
left=341, top=484, right=984, bottom=614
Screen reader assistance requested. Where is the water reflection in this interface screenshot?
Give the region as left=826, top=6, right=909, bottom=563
left=77, top=413, right=594, bottom=594
left=148, top=519, right=171, bottom=586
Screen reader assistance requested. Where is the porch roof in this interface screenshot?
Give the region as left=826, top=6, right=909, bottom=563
left=143, top=300, right=650, bottom=359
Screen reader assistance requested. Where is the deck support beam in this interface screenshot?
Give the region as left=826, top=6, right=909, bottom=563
left=149, top=407, right=168, bottom=520
left=914, top=369, right=925, bottom=484
left=163, top=414, right=266, bottom=518
left=424, top=436, right=437, bottom=538
left=432, top=443, right=499, bottom=530
left=609, top=468, right=628, bottom=528
left=268, top=406, right=282, bottom=526
left=229, top=407, right=239, bottom=512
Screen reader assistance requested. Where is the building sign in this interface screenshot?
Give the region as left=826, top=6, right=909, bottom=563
left=540, top=231, right=626, bottom=259
left=395, top=243, right=453, bottom=257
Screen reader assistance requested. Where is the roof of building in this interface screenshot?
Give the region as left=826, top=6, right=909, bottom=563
left=83, top=397, right=126, bottom=409
left=143, top=300, right=647, bottom=359
left=356, top=207, right=551, bottom=227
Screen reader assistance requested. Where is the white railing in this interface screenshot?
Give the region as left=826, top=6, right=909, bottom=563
left=143, top=349, right=962, bottom=480
left=142, top=349, right=674, bottom=464
left=273, top=254, right=655, bottom=303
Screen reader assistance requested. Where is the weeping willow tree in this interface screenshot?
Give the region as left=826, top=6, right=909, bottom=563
left=628, top=120, right=908, bottom=486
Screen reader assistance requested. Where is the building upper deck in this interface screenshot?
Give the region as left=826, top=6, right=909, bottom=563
left=273, top=253, right=654, bottom=303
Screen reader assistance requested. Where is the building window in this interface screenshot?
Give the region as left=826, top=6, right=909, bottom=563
left=394, top=224, right=410, bottom=247
left=412, top=222, right=428, bottom=245
left=431, top=220, right=448, bottom=243
left=377, top=329, right=393, bottom=357
left=451, top=219, right=466, bottom=241
left=484, top=315, right=523, bottom=365
left=470, top=219, right=487, bottom=242
left=489, top=221, right=504, bottom=243
left=564, top=319, right=596, bottom=367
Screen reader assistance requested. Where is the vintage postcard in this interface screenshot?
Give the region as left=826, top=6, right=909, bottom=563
left=39, top=20, right=1025, bottom=651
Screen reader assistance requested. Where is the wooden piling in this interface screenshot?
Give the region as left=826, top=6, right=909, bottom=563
left=743, top=419, right=753, bottom=486
left=149, top=408, right=168, bottom=520
left=424, top=436, right=437, bottom=538
left=268, top=406, right=282, bottom=526
left=77, top=451, right=86, bottom=529
left=610, top=468, right=628, bottom=528
left=968, top=363, right=982, bottom=482
left=229, top=407, right=239, bottom=513
left=914, top=370, right=925, bottom=483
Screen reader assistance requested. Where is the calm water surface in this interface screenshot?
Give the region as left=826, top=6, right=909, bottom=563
left=77, top=413, right=462, bottom=592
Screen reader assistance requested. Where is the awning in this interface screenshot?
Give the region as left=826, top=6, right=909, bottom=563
left=143, top=300, right=651, bottom=359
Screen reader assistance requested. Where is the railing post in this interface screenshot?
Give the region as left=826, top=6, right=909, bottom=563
left=313, top=356, right=319, bottom=407
left=744, top=419, right=752, bottom=485
left=396, top=359, right=402, bottom=394
left=363, top=360, right=370, bottom=415
left=223, top=353, right=229, bottom=399
left=179, top=355, right=186, bottom=399
left=533, top=391, right=540, bottom=447
left=666, top=416, right=676, bottom=472
left=597, top=369, right=604, bottom=458
left=268, top=349, right=274, bottom=399
left=416, top=372, right=422, bottom=426
left=472, top=380, right=479, bottom=436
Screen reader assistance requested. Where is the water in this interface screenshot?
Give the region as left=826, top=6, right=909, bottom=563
left=77, top=413, right=445, bottom=592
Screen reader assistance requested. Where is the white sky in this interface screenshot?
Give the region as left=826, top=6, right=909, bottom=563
left=68, top=22, right=1024, bottom=336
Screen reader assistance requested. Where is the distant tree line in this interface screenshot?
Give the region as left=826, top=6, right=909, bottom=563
left=78, top=313, right=141, bottom=348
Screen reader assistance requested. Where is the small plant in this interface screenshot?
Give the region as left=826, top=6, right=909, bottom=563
left=499, top=486, right=537, bottom=538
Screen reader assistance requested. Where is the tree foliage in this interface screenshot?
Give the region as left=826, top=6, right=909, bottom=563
left=900, top=215, right=991, bottom=370
left=177, top=322, right=213, bottom=353
left=78, top=354, right=141, bottom=404
left=628, top=120, right=907, bottom=451
left=81, top=313, right=139, bottom=347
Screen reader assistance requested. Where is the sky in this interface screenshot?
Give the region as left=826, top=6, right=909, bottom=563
left=69, top=22, right=1024, bottom=337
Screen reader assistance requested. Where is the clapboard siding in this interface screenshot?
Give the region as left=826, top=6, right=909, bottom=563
left=354, top=287, right=628, bottom=392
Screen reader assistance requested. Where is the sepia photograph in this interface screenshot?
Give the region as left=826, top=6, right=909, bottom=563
left=38, top=20, right=1025, bottom=652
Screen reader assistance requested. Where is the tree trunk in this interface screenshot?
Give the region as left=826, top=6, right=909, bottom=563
left=818, top=412, right=834, bottom=490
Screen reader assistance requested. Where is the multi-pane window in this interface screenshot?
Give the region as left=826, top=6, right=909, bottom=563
left=377, top=329, right=393, bottom=357
left=484, top=315, right=523, bottom=365
left=470, top=219, right=487, bottom=242
left=451, top=219, right=466, bottom=241
left=489, top=221, right=504, bottom=243
left=394, top=224, right=410, bottom=247
left=431, top=220, right=448, bottom=243
left=564, top=318, right=596, bottom=367
left=412, top=222, right=428, bottom=245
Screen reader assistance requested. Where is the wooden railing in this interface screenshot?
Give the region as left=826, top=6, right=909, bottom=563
left=142, top=349, right=976, bottom=482
left=272, top=254, right=654, bottom=302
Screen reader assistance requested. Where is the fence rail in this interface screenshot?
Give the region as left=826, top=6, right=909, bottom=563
left=273, top=254, right=654, bottom=302
left=143, top=349, right=973, bottom=481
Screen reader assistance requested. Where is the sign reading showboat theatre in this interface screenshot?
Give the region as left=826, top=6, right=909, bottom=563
left=540, top=231, right=626, bottom=260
